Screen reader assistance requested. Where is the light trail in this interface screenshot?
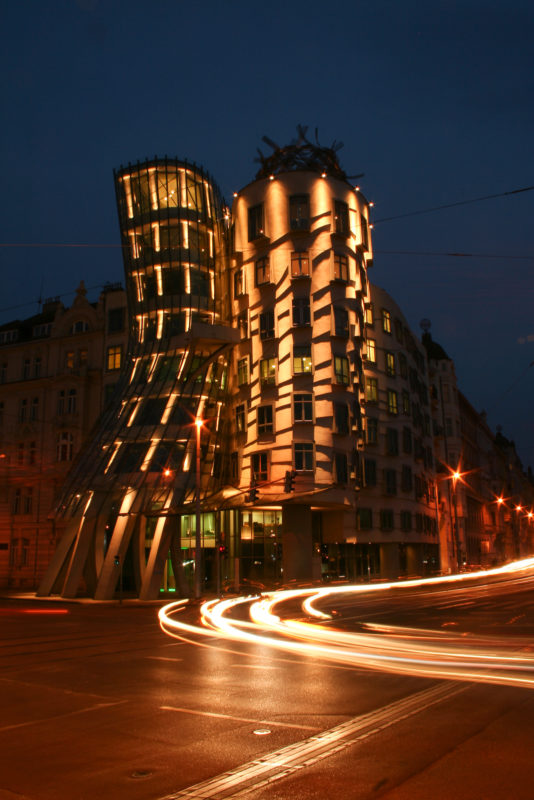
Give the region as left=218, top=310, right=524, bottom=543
left=158, top=558, right=534, bottom=688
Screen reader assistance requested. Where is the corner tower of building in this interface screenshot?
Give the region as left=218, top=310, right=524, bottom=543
left=228, top=134, right=373, bottom=582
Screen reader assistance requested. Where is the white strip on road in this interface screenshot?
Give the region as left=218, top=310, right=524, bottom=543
left=160, top=705, right=317, bottom=731
left=159, top=681, right=468, bottom=800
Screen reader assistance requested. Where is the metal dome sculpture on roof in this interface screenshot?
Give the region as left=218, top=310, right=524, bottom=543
left=255, top=125, right=361, bottom=181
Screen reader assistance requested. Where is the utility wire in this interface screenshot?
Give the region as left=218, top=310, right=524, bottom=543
left=373, top=185, right=534, bottom=223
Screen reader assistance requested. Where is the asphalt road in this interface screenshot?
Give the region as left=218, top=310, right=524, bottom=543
left=2, top=572, right=534, bottom=800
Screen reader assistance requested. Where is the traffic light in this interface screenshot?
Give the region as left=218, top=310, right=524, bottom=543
left=246, top=483, right=258, bottom=502
left=284, top=469, right=296, bottom=492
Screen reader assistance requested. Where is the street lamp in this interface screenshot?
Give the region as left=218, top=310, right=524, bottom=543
left=451, top=470, right=462, bottom=571
left=194, top=416, right=204, bottom=599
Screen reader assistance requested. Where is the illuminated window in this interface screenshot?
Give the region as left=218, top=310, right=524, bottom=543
left=333, top=307, right=349, bottom=338
left=237, top=357, right=249, bottom=386
left=57, top=432, right=74, bottom=462
left=252, top=452, right=269, bottom=481
left=365, top=339, right=376, bottom=363
left=255, top=257, right=270, bottom=285
left=294, top=442, right=314, bottom=471
left=65, top=351, right=75, bottom=369
left=292, top=297, right=310, bottom=326
left=235, top=404, right=246, bottom=434
left=333, top=253, right=349, bottom=281
left=294, top=393, right=313, bottom=422
left=257, top=405, right=274, bottom=435
left=260, top=357, right=276, bottom=385
left=259, top=311, right=275, bottom=340
left=291, top=251, right=310, bottom=277
left=248, top=204, right=264, bottom=241
left=333, top=356, right=349, bottom=385
left=293, top=345, right=312, bottom=374
left=106, top=345, right=122, bottom=371
left=385, top=352, right=395, bottom=376
left=289, top=195, right=310, bottom=230
left=387, top=390, right=398, bottom=415
left=364, top=304, right=374, bottom=326
left=382, top=309, right=391, bottom=333
left=334, top=200, right=349, bottom=235
left=365, top=377, right=378, bottom=403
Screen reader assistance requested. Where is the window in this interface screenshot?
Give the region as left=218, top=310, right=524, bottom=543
left=380, top=509, right=394, bottom=531
left=230, top=451, right=239, bottom=481
left=333, top=355, right=349, bottom=385
left=33, top=357, right=41, bottom=378
left=333, top=253, right=349, bottom=281
left=364, top=304, right=373, bottom=326
left=234, top=268, right=245, bottom=297
left=57, top=432, right=74, bottom=462
left=235, top=404, right=246, bottom=434
left=384, top=469, right=397, bottom=495
left=334, top=200, right=349, bottom=235
left=0, top=363, right=7, bottom=383
left=358, top=508, right=373, bottom=530
left=364, top=458, right=377, bottom=486
left=400, top=511, right=412, bottom=532
left=334, top=452, right=348, bottom=484
left=238, top=311, right=248, bottom=339
left=293, top=345, right=312, bottom=374
left=237, top=357, right=248, bottom=386
left=333, top=307, right=349, bottom=338
left=260, top=357, right=276, bottom=385
left=23, top=359, right=31, bottom=380
left=386, top=427, right=399, bottom=455
left=67, top=389, right=77, bottom=414
left=106, top=345, right=122, bottom=371
left=365, top=377, right=378, bottom=403
left=365, top=339, right=376, bottom=363
left=72, top=320, right=89, bottom=334
left=294, top=393, right=313, bottom=422
left=252, top=452, right=268, bottom=481
left=401, top=465, right=413, bottom=492
left=30, top=397, right=39, bottom=421
left=255, top=257, right=270, bottom=285
left=257, top=405, right=274, bottom=435
left=17, top=443, right=24, bottom=465
left=292, top=297, right=310, bottom=326
left=259, top=311, right=275, bottom=340
left=366, top=417, right=378, bottom=444
left=294, top=442, right=314, bottom=471
left=385, top=352, right=395, bottom=376
left=334, top=402, right=349, bottom=434
left=387, top=390, right=398, bottom=415
left=19, top=398, right=27, bottom=423
left=382, top=309, right=392, bottom=333
left=402, top=391, right=411, bottom=415
left=33, top=323, right=51, bottom=338
left=290, top=195, right=310, bottom=230
left=360, top=212, right=369, bottom=250
left=23, top=487, right=33, bottom=515
left=28, top=441, right=36, bottom=465
left=394, top=319, right=404, bottom=343
left=291, top=251, right=310, bottom=278
left=0, top=329, right=18, bottom=344
left=108, top=307, right=125, bottom=333
left=403, top=426, right=412, bottom=453
left=12, top=489, right=21, bottom=515
left=399, top=353, right=408, bottom=378
left=248, top=204, right=264, bottom=240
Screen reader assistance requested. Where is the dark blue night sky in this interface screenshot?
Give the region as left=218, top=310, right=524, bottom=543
left=1, top=0, right=533, bottom=464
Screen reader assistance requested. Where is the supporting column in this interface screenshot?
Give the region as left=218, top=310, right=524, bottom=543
left=379, top=543, right=401, bottom=580
left=282, top=504, right=313, bottom=582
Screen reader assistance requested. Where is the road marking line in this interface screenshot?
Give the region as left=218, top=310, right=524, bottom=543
left=228, top=664, right=280, bottom=670
left=0, top=700, right=127, bottom=733
left=159, top=681, right=468, bottom=800
left=160, top=705, right=317, bottom=731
